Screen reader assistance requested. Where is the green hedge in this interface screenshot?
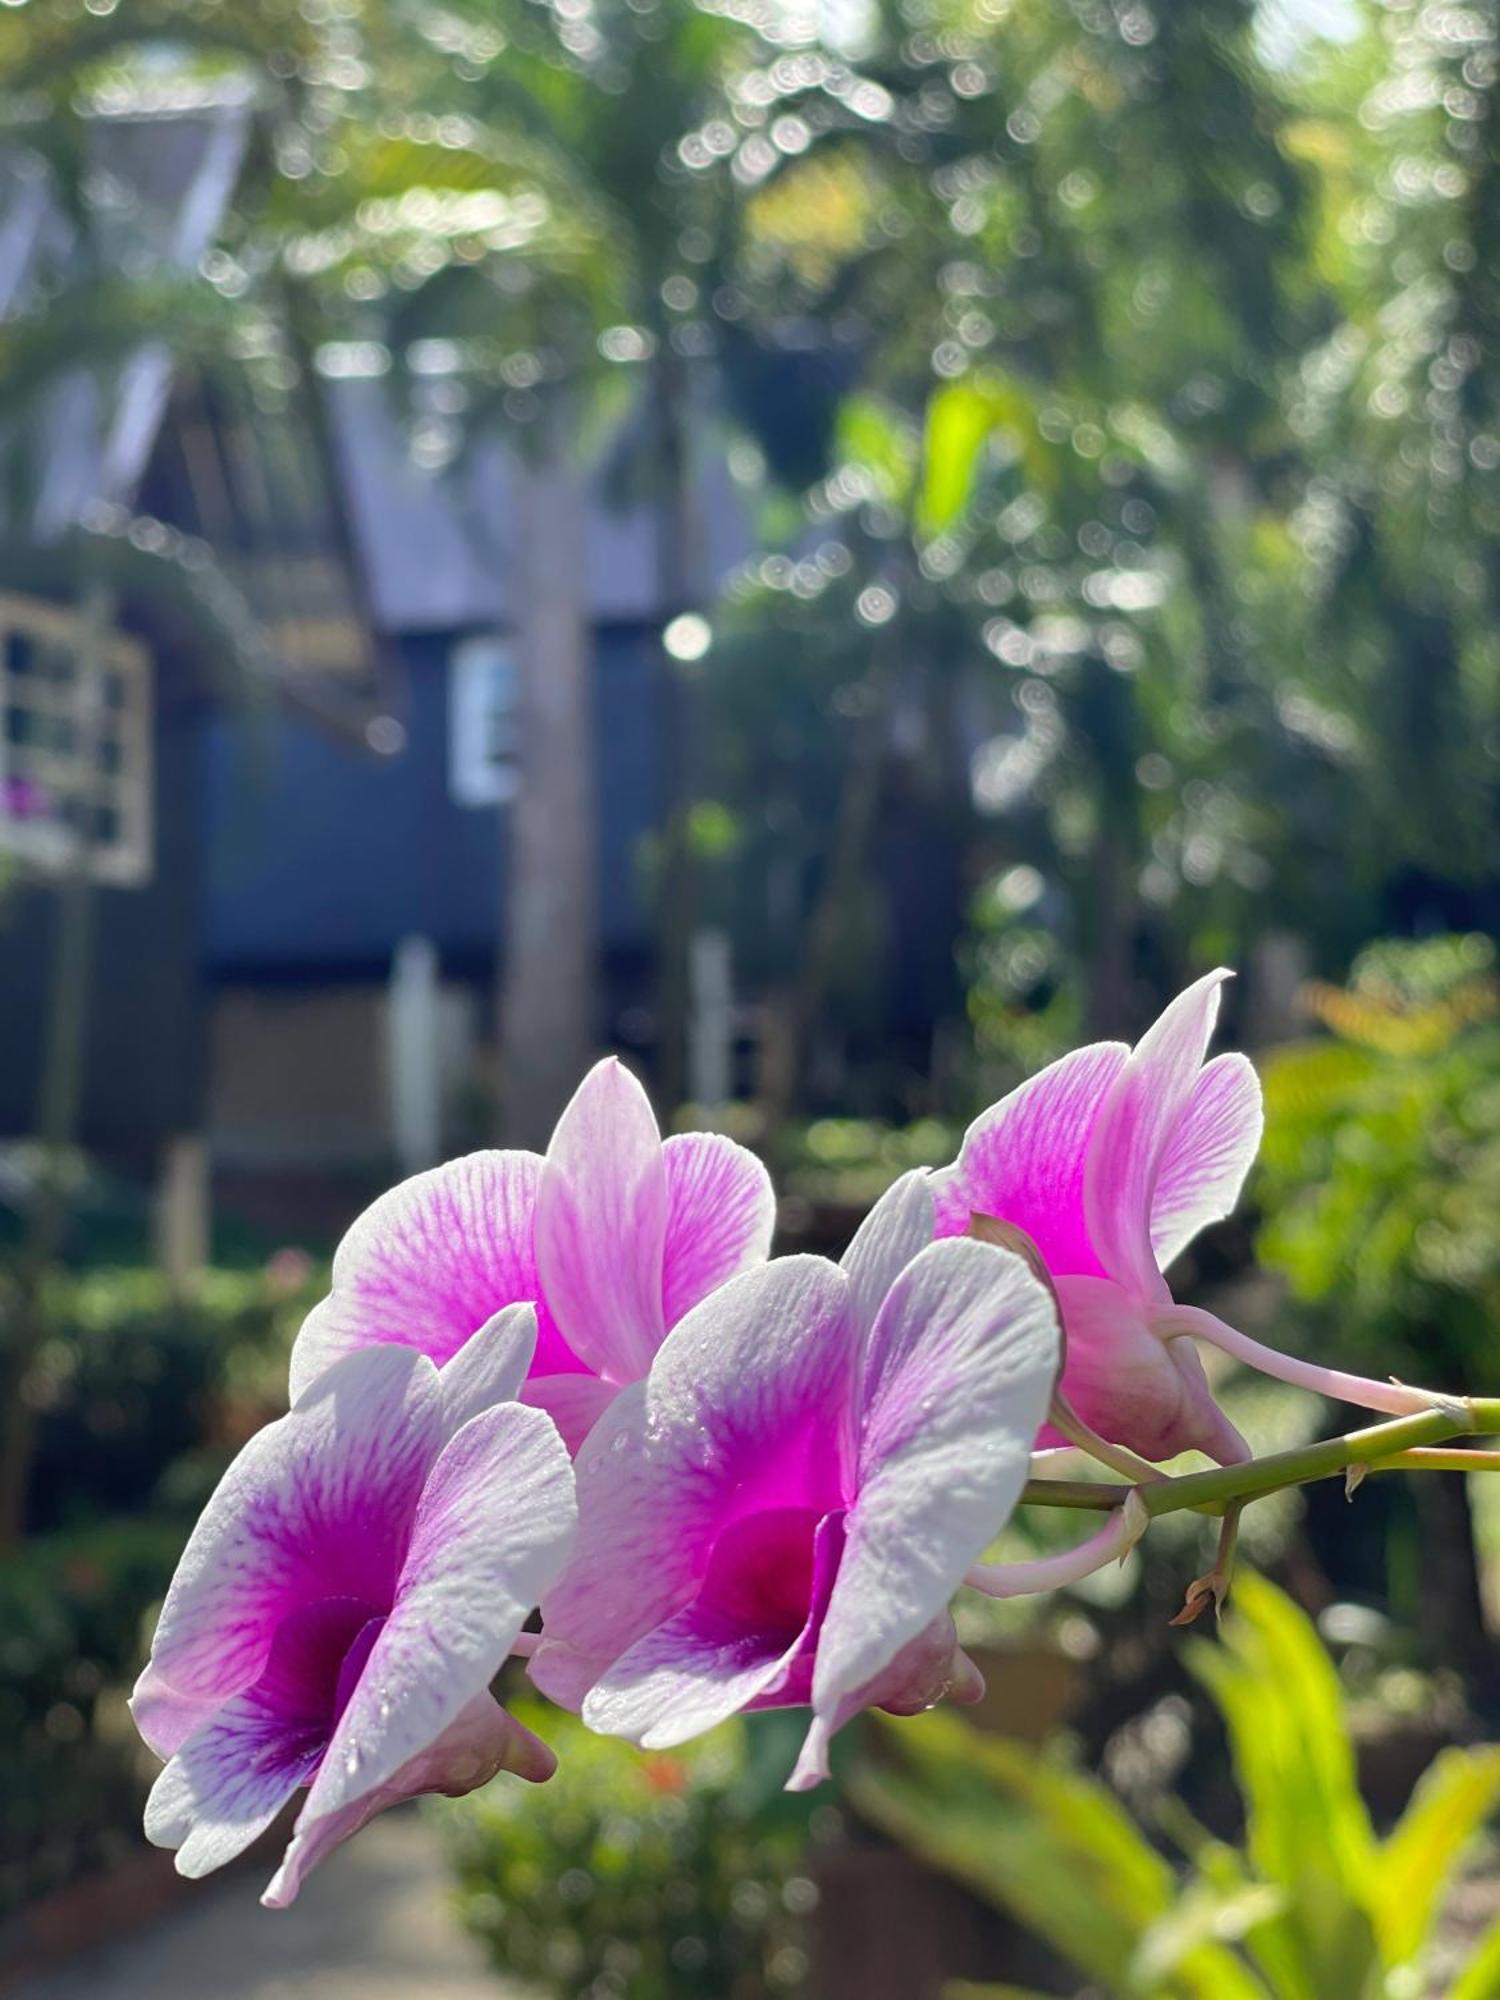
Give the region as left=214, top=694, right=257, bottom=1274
left=0, top=1257, right=319, bottom=1915
left=437, top=1700, right=825, bottom=2000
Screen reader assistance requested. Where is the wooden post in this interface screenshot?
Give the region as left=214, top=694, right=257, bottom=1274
left=151, top=1135, right=210, bottom=1291
left=687, top=926, right=733, bottom=1110
left=388, top=934, right=443, bottom=1174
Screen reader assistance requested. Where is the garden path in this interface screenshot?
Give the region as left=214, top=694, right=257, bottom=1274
left=13, top=1813, right=514, bottom=2000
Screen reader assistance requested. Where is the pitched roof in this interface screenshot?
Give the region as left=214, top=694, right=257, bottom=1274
left=0, top=88, right=251, bottom=531
left=325, top=378, right=754, bottom=635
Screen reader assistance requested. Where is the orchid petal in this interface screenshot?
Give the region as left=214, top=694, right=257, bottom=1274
left=143, top=1594, right=373, bottom=1875
left=840, top=1170, right=935, bottom=1341
left=660, top=1132, right=776, bottom=1330
left=531, top=1258, right=857, bottom=1712
left=582, top=1611, right=794, bottom=1750
left=520, top=1372, right=621, bottom=1456
left=289, top=1151, right=558, bottom=1399
left=856, top=1610, right=966, bottom=1716
left=439, top=1302, right=538, bottom=1440
left=145, top=1695, right=324, bottom=1879
left=535, top=1059, right=669, bottom=1383
left=933, top=1043, right=1129, bottom=1279
left=1149, top=1052, right=1263, bottom=1272
left=129, top=1666, right=221, bottom=1764
left=787, top=1715, right=834, bottom=1791
left=263, top=1695, right=554, bottom=1909
left=301, top=1400, right=575, bottom=1829
left=1083, top=969, right=1231, bottom=1302
left=1053, top=1275, right=1247, bottom=1464
left=789, top=1614, right=974, bottom=1790
left=135, top=1347, right=443, bottom=1735
left=808, top=1238, right=1058, bottom=1745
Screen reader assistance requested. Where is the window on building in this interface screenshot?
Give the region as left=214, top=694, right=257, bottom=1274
left=448, top=633, right=520, bottom=807
left=0, top=592, right=153, bottom=886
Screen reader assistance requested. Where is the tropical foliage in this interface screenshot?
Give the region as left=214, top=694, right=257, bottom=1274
left=6, top=0, right=1500, bottom=1980
left=1258, top=934, right=1500, bottom=1388
left=857, top=1574, right=1500, bottom=2000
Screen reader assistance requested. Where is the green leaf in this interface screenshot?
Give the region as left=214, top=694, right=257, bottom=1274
left=916, top=380, right=1005, bottom=538
left=1189, top=1572, right=1380, bottom=2000
left=916, top=370, right=1055, bottom=539
left=1448, top=1914, right=1500, bottom=2000
left=1132, top=1880, right=1285, bottom=1990
left=852, top=1711, right=1264, bottom=2000
left=1375, top=1745, right=1500, bottom=1969
left=834, top=394, right=919, bottom=512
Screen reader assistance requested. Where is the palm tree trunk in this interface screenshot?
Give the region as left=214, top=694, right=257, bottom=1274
left=758, top=590, right=902, bottom=1127
left=498, top=429, right=597, bottom=1149
left=650, top=348, right=701, bottom=1113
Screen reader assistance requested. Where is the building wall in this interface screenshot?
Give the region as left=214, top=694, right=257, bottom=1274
left=204, top=625, right=667, bottom=979
left=208, top=979, right=479, bottom=1169
left=200, top=623, right=667, bottom=1167
left=0, top=691, right=205, bottom=1159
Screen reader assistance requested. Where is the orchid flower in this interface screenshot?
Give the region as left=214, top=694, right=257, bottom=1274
left=530, top=1175, right=1060, bottom=1789
left=132, top=1310, right=576, bottom=1908
left=935, top=968, right=1438, bottom=1468
left=289, top=1057, right=775, bottom=1452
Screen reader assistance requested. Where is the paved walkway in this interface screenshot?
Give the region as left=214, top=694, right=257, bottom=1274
left=15, top=1814, right=515, bottom=2000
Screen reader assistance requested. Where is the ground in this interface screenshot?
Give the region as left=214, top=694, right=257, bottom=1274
left=13, top=1813, right=515, bottom=2000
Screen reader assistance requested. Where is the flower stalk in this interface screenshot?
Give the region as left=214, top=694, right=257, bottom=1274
left=967, top=1491, right=1150, bottom=1598
left=1015, top=1399, right=1500, bottom=1531
left=1157, top=1304, right=1445, bottom=1421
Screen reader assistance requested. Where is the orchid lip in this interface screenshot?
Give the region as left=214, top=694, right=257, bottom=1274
left=698, top=1506, right=845, bottom=1639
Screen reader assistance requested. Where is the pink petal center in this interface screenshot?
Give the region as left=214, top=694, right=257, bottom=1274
left=259, top=1597, right=383, bottom=1723
left=331, top=1615, right=389, bottom=1728
left=699, top=1506, right=848, bottom=1712
left=251, top=1596, right=391, bottom=1753
left=699, top=1507, right=829, bottom=1638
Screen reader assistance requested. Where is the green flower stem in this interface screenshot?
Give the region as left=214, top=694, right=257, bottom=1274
left=1373, top=1447, right=1500, bottom=1475
left=1019, top=1477, right=1132, bottom=1512
left=1141, top=1400, right=1495, bottom=1518
left=1017, top=1399, right=1500, bottom=1523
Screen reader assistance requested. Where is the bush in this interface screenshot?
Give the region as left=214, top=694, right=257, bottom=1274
left=857, top=1575, right=1500, bottom=2000
left=0, top=1516, right=184, bottom=1914
left=22, top=1261, right=316, bottom=1533
left=0, top=1253, right=321, bottom=1911
left=437, top=1701, right=823, bottom=2000
left=1256, top=934, right=1500, bottom=1387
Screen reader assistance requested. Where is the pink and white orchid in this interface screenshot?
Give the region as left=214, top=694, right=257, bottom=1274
left=132, top=1309, right=575, bottom=1907
left=289, top=1057, right=775, bottom=1452
left=933, top=969, right=1260, bottom=1464
left=934, top=967, right=1445, bottom=1469
left=530, top=1176, right=1060, bottom=1788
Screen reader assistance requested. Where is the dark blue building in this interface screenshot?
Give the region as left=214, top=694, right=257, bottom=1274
left=180, top=371, right=752, bottom=1171
left=0, top=99, right=753, bottom=1199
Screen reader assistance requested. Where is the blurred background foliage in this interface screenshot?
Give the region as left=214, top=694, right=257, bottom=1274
left=5, top=0, right=1500, bottom=1993
left=438, top=1702, right=825, bottom=1999
left=0, top=1255, right=316, bottom=1920
left=1258, top=933, right=1500, bottom=1384
left=859, top=1576, right=1500, bottom=2000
